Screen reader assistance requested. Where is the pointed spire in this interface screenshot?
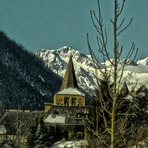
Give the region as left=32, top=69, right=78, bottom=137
left=60, top=56, right=78, bottom=91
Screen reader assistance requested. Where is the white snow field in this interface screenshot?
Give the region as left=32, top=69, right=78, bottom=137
left=35, top=46, right=148, bottom=94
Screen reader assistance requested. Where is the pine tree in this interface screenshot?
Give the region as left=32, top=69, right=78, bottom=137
left=127, top=89, right=148, bottom=146
left=86, top=74, right=112, bottom=147
left=86, top=73, right=134, bottom=147
left=27, top=116, right=51, bottom=148
left=34, top=123, right=45, bottom=148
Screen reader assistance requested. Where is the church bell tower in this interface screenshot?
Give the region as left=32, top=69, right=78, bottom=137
left=54, top=56, right=85, bottom=106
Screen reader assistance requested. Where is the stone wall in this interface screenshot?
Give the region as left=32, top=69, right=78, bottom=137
left=54, top=94, right=85, bottom=106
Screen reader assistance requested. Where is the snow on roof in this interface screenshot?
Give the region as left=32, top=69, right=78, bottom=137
left=44, top=114, right=65, bottom=124
left=136, top=92, right=145, bottom=97
left=56, top=88, right=85, bottom=96
left=126, top=94, right=133, bottom=101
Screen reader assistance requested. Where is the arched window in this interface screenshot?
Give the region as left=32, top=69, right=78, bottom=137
left=64, top=98, right=69, bottom=106
left=72, top=98, right=76, bottom=106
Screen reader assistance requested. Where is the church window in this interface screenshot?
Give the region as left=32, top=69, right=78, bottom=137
left=64, top=98, right=69, bottom=106
left=72, top=98, right=76, bottom=106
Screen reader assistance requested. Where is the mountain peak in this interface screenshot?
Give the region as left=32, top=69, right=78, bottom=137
left=35, top=47, right=148, bottom=99
left=57, top=46, right=72, bottom=52
left=137, top=57, right=148, bottom=65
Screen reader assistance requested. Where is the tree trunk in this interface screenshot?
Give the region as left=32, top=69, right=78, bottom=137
left=111, top=0, right=118, bottom=148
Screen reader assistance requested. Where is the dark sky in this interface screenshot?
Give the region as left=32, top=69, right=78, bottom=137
left=0, top=0, right=148, bottom=61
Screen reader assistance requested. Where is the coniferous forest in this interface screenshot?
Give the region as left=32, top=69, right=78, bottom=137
left=0, top=31, right=62, bottom=110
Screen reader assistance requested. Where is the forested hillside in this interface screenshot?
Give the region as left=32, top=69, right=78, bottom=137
left=0, top=31, right=62, bottom=110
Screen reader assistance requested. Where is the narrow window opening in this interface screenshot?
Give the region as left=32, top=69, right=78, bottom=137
left=64, top=98, right=69, bottom=106
left=72, top=98, right=76, bottom=106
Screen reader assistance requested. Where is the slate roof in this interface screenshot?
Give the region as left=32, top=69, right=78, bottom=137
left=44, top=106, right=88, bottom=125
left=60, top=56, right=78, bottom=91
left=136, top=85, right=148, bottom=95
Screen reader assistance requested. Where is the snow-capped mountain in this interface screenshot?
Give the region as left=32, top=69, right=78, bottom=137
left=35, top=46, right=97, bottom=96
left=137, top=57, right=148, bottom=65
left=35, top=46, right=148, bottom=93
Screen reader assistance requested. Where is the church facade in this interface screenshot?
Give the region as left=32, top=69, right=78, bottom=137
left=45, top=56, right=86, bottom=112
left=44, top=56, right=88, bottom=139
left=54, top=56, right=85, bottom=106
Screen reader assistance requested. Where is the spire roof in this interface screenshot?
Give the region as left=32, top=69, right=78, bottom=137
left=60, top=56, right=78, bottom=91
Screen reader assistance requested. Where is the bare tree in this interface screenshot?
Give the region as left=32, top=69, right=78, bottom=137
left=87, top=0, right=138, bottom=147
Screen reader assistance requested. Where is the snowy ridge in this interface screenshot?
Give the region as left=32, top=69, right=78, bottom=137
left=137, top=57, right=148, bottom=65
left=35, top=46, right=98, bottom=96
left=35, top=46, right=148, bottom=94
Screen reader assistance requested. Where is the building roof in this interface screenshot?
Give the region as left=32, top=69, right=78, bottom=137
left=60, top=56, right=78, bottom=91
left=44, top=114, right=65, bottom=124
left=56, top=88, right=85, bottom=96
left=44, top=106, right=88, bottom=125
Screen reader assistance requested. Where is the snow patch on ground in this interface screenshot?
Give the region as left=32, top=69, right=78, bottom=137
left=52, top=140, right=88, bottom=148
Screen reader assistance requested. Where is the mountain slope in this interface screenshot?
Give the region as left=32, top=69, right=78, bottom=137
left=35, top=46, right=148, bottom=93
left=0, top=31, right=62, bottom=110
left=35, top=46, right=98, bottom=96
left=137, top=57, right=148, bottom=65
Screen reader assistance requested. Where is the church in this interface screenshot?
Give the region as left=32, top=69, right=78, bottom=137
left=44, top=56, right=88, bottom=139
